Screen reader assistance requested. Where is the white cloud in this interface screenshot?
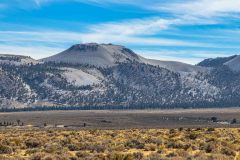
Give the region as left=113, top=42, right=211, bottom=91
left=0, top=44, right=64, bottom=59
left=91, top=17, right=177, bottom=36
left=152, top=0, right=240, bottom=17
left=0, top=27, right=238, bottom=61
left=0, top=29, right=218, bottom=60
left=0, top=0, right=239, bottom=63
left=136, top=50, right=203, bottom=64
left=136, top=49, right=236, bottom=64
left=76, top=0, right=240, bottom=19
left=0, top=30, right=207, bottom=47
left=88, top=16, right=218, bottom=39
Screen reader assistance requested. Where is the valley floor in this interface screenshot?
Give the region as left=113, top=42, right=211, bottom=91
left=0, top=108, right=240, bottom=129
left=0, top=128, right=240, bottom=160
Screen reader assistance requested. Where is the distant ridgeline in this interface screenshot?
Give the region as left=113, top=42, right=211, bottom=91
left=0, top=43, right=240, bottom=111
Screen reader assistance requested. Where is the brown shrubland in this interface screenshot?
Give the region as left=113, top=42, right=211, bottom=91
left=0, top=128, right=239, bottom=159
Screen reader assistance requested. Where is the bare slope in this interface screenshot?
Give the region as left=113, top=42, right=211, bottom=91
left=42, top=43, right=204, bottom=73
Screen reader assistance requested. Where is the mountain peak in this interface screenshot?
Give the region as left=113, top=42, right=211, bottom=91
left=197, top=55, right=238, bottom=68
left=42, top=43, right=206, bottom=73
left=0, top=54, right=38, bottom=66
left=42, top=43, right=140, bottom=67
left=67, top=43, right=99, bottom=52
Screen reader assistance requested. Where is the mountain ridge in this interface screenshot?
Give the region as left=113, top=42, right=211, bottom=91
left=42, top=43, right=206, bottom=73
left=0, top=43, right=240, bottom=109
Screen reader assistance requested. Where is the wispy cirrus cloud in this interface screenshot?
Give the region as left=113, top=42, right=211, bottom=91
left=80, top=0, right=240, bottom=18
left=90, top=16, right=218, bottom=37
left=0, top=0, right=239, bottom=64
left=0, top=44, right=64, bottom=59
left=90, top=17, right=177, bottom=36
left=136, top=49, right=240, bottom=64
left=0, top=28, right=238, bottom=63
left=152, top=0, right=240, bottom=17
left=0, top=30, right=207, bottom=48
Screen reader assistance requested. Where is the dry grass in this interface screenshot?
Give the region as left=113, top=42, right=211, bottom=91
left=0, top=128, right=239, bottom=159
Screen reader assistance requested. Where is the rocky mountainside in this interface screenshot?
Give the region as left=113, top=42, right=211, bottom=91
left=0, top=43, right=240, bottom=109
left=197, top=55, right=237, bottom=68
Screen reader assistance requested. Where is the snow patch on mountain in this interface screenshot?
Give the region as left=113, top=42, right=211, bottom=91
left=181, top=73, right=220, bottom=98
left=62, top=68, right=101, bottom=86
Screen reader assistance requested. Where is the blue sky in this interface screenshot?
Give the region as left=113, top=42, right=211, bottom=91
left=0, top=0, right=240, bottom=64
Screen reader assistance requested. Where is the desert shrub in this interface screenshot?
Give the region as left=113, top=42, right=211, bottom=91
left=183, top=144, right=191, bottom=150
left=205, top=144, right=213, bottom=153
left=205, top=138, right=215, bottom=143
left=92, top=153, right=106, bottom=159
left=107, top=152, right=134, bottom=160
left=187, top=133, right=198, bottom=140
left=166, top=152, right=177, bottom=158
left=25, top=139, right=41, bottom=148
left=125, top=140, right=144, bottom=149
left=44, top=143, right=62, bottom=153
left=30, top=153, right=46, bottom=160
left=11, top=138, right=22, bottom=146
left=75, top=151, right=90, bottom=158
left=67, top=144, right=79, bottom=151
left=43, top=155, right=55, bottom=160
left=0, top=144, right=12, bottom=154
left=144, top=143, right=157, bottom=151
left=178, top=127, right=183, bottom=131
left=69, top=157, right=78, bottom=160
left=133, top=152, right=143, bottom=160
left=86, top=144, right=106, bottom=153
left=221, top=147, right=236, bottom=156
left=176, top=150, right=190, bottom=157
left=113, top=144, right=125, bottom=152
left=145, top=138, right=162, bottom=145
left=169, top=129, right=176, bottom=134
left=186, top=128, right=192, bottom=132
left=195, top=128, right=202, bottom=131
left=60, top=138, right=71, bottom=146
left=147, top=153, right=164, bottom=160
left=167, top=141, right=184, bottom=149
left=204, top=144, right=213, bottom=153
left=25, top=148, right=38, bottom=155
left=207, top=128, right=215, bottom=132
left=191, top=145, right=198, bottom=151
